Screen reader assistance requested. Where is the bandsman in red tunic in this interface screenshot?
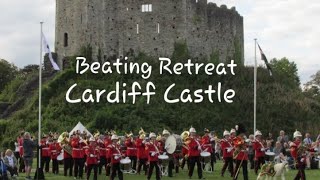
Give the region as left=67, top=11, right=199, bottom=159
left=187, top=127, right=204, bottom=179
left=96, top=134, right=106, bottom=175
left=253, top=130, right=265, bottom=175
left=233, top=124, right=248, bottom=180
left=40, top=134, right=51, bottom=173
left=220, top=130, right=234, bottom=177
left=71, top=131, right=86, bottom=179
left=135, top=128, right=148, bottom=175
left=85, top=137, right=100, bottom=180
left=63, top=132, right=74, bottom=177
left=124, top=132, right=137, bottom=172
left=290, top=130, right=316, bottom=180
left=201, top=128, right=215, bottom=171
left=146, top=132, right=161, bottom=180
left=104, top=131, right=112, bottom=176
left=109, top=134, right=123, bottom=180
left=180, top=131, right=190, bottom=170
left=49, top=135, right=62, bottom=174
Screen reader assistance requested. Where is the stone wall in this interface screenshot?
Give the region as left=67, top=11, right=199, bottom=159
left=55, top=0, right=244, bottom=68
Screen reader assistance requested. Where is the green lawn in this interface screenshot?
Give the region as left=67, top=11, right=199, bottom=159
left=17, top=160, right=319, bottom=180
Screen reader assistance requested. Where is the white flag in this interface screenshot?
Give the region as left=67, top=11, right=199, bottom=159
left=42, top=32, right=60, bottom=71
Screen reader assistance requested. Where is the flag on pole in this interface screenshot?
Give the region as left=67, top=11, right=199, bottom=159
left=257, top=43, right=272, bottom=76
left=41, top=32, right=60, bottom=71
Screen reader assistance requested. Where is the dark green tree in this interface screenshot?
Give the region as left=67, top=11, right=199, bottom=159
left=0, top=59, right=18, bottom=92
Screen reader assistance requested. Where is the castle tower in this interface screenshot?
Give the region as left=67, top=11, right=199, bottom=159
left=55, top=0, right=244, bottom=68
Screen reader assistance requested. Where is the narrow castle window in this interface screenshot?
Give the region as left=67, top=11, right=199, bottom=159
left=137, top=24, right=139, bottom=34
left=64, top=33, right=68, bottom=47
left=142, top=4, right=152, bottom=12
left=157, top=23, right=160, bottom=34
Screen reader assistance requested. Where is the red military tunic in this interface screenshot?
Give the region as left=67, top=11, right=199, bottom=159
left=290, top=140, right=302, bottom=160
left=146, top=142, right=159, bottom=162
left=253, top=139, right=265, bottom=159
left=49, top=142, right=62, bottom=160
left=201, top=135, right=213, bottom=153
left=156, top=140, right=165, bottom=154
left=188, top=138, right=201, bottom=157
left=71, top=137, right=85, bottom=159
left=233, top=137, right=248, bottom=161
left=109, top=144, right=122, bottom=164
left=104, top=138, right=112, bottom=159
left=85, top=145, right=100, bottom=165
left=125, top=138, right=137, bottom=157
left=136, top=138, right=148, bottom=159
left=220, top=138, right=233, bottom=158
left=41, top=139, right=51, bottom=157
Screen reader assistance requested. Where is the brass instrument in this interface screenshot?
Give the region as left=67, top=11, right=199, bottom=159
left=139, top=128, right=146, bottom=139
left=297, top=143, right=308, bottom=156
left=156, top=134, right=162, bottom=141
left=94, top=130, right=100, bottom=139
left=58, top=132, right=72, bottom=155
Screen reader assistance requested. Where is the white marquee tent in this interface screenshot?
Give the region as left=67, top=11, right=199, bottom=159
left=69, top=122, right=92, bottom=137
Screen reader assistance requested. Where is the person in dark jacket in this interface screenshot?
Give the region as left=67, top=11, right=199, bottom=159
left=23, top=132, right=37, bottom=180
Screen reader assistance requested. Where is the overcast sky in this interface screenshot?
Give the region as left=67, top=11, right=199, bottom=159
left=0, top=0, right=319, bottom=84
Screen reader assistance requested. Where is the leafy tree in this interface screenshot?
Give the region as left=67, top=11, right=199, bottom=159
left=270, top=57, right=300, bottom=89
left=0, top=59, right=18, bottom=92
left=304, top=70, right=320, bottom=100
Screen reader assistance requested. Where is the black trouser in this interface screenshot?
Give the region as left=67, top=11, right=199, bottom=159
left=106, top=158, right=111, bottom=176
left=6, top=166, right=18, bottom=176
left=294, top=160, right=306, bottom=180
left=87, top=164, right=98, bottom=180
left=147, top=161, right=160, bottom=180
left=98, top=156, right=106, bottom=174
left=188, top=156, right=203, bottom=179
left=137, top=158, right=148, bottom=175
left=18, top=156, right=25, bottom=173
left=221, top=157, right=233, bottom=177
left=52, top=159, right=59, bottom=174
left=202, top=153, right=215, bottom=171
left=41, top=156, right=51, bottom=173
left=181, top=155, right=189, bottom=170
left=233, top=160, right=248, bottom=180
left=255, top=156, right=265, bottom=174
left=74, top=158, right=85, bottom=178
left=110, top=163, right=123, bottom=180
left=248, top=154, right=254, bottom=169
left=128, top=156, right=137, bottom=171
left=64, top=157, right=73, bottom=176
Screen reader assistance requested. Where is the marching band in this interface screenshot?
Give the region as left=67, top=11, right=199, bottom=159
left=10, top=126, right=319, bottom=180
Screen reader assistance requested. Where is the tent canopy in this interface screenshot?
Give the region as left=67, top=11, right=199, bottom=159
left=69, top=122, right=92, bottom=137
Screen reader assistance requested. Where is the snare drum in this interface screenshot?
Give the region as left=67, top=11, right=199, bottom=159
left=200, top=152, right=211, bottom=163
left=158, top=154, right=169, bottom=167
left=120, top=157, right=132, bottom=172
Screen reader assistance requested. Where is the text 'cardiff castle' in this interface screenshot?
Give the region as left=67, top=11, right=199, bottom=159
left=55, top=0, right=244, bottom=68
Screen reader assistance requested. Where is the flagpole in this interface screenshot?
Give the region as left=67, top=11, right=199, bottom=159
left=36, top=21, right=45, bottom=180
left=254, top=38, right=257, bottom=136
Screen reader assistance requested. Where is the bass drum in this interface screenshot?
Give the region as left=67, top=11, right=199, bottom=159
left=57, top=151, right=64, bottom=161
left=172, top=134, right=183, bottom=153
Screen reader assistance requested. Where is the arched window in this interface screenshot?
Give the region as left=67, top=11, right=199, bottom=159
left=64, top=33, right=68, bottom=47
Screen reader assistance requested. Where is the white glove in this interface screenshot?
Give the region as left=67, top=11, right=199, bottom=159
left=261, top=148, right=265, bottom=152
left=301, top=158, right=304, bottom=162
left=227, top=148, right=232, bottom=153
left=142, top=140, right=146, bottom=144
left=151, top=152, right=156, bottom=157
left=90, top=154, right=94, bottom=157
left=115, top=155, right=120, bottom=160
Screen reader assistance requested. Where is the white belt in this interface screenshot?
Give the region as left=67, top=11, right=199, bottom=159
left=127, top=147, right=137, bottom=150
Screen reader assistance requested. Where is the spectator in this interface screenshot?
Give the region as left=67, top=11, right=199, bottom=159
left=3, top=149, right=18, bottom=178
left=247, top=134, right=255, bottom=169
left=303, top=133, right=313, bottom=145
left=23, top=132, right=37, bottom=180
left=266, top=132, right=275, bottom=148
left=0, top=157, right=8, bottom=180
left=277, top=130, right=289, bottom=147
left=273, top=141, right=284, bottom=163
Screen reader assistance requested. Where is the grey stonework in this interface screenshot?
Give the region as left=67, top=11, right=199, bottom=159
left=55, top=0, right=244, bottom=69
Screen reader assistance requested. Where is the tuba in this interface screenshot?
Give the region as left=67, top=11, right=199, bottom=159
left=58, top=132, right=72, bottom=155
left=139, top=128, right=146, bottom=139
left=94, top=130, right=100, bottom=139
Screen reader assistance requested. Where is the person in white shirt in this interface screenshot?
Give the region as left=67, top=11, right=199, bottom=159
left=3, top=149, right=18, bottom=178
left=303, top=133, right=313, bottom=169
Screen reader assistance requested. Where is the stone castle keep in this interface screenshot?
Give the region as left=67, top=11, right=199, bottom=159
left=55, top=0, right=244, bottom=68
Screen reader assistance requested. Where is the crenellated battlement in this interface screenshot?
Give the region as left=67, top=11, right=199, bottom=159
left=55, top=0, right=244, bottom=69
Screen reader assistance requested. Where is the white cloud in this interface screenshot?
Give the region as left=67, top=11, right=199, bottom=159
left=0, top=0, right=319, bottom=83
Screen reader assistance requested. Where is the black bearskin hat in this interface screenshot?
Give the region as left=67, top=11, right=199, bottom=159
left=235, top=123, right=246, bottom=136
